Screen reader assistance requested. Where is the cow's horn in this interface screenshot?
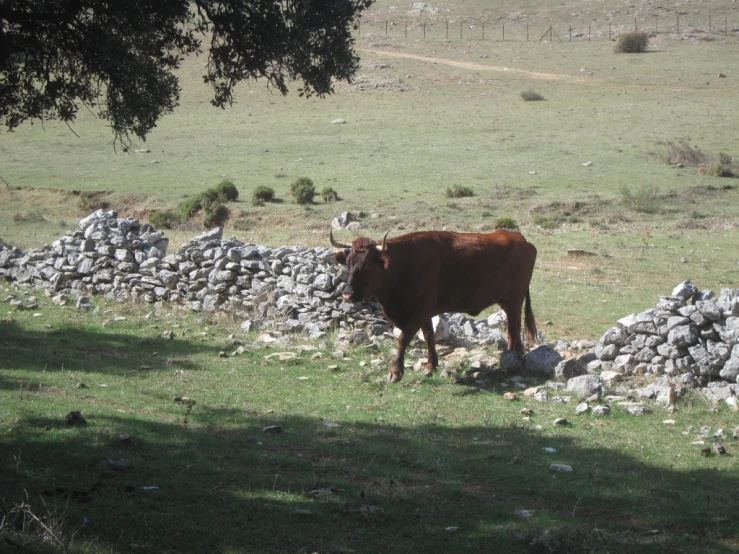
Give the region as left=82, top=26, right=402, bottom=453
left=379, top=230, right=390, bottom=252
left=329, top=228, right=350, bottom=249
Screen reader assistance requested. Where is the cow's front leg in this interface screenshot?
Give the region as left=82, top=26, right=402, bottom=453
left=420, top=319, right=439, bottom=377
left=389, top=324, right=421, bottom=383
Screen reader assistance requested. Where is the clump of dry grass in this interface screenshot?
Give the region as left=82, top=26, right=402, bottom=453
left=664, top=141, right=738, bottom=177
left=663, top=140, right=710, bottom=168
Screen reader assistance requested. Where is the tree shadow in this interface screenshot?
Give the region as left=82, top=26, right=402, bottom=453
left=2, top=405, right=737, bottom=553
left=0, top=319, right=221, bottom=376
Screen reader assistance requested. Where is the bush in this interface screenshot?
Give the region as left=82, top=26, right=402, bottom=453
left=78, top=191, right=110, bottom=212
left=493, top=217, right=519, bottom=230
left=620, top=184, right=660, bottom=213
left=520, top=89, right=545, bottom=101
left=149, top=210, right=180, bottom=230
left=177, top=196, right=203, bottom=220
left=663, top=140, right=710, bottom=168
left=702, top=153, right=737, bottom=177
left=445, top=185, right=474, bottom=198
left=203, top=201, right=229, bottom=228
left=252, top=186, right=275, bottom=206
left=214, top=179, right=239, bottom=201
left=615, top=31, right=649, bottom=53
left=290, top=177, right=314, bottom=197
left=321, top=187, right=338, bottom=202
left=294, top=183, right=316, bottom=205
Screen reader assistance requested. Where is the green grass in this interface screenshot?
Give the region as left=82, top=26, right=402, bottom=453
left=1, top=292, right=738, bottom=553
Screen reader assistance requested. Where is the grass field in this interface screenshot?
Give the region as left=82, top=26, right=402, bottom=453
left=1, top=1, right=739, bottom=550
left=1, top=292, right=738, bottom=553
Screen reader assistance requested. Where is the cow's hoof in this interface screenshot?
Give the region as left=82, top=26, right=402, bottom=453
left=388, top=372, right=403, bottom=383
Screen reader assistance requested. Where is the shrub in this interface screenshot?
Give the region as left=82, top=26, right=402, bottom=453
left=663, top=140, right=710, bottom=168
left=520, top=89, right=545, bottom=102
left=177, top=196, right=203, bottom=220
left=445, top=185, right=474, bottom=198
left=701, top=163, right=734, bottom=178
left=620, top=184, right=660, bottom=213
left=149, top=210, right=180, bottom=229
left=78, top=191, right=110, bottom=212
left=214, top=179, right=239, bottom=201
left=321, top=187, right=338, bottom=202
left=252, top=186, right=275, bottom=206
left=203, top=201, right=229, bottom=228
left=701, top=153, right=737, bottom=177
left=290, top=177, right=314, bottom=197
left=294, top=183, right=316, bottom=205
left=615, top=31, right=649, bottom=53
left=493, top=217, right=519, bottom=230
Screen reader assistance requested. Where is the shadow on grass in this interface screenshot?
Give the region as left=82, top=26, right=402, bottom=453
left=2, top=405, right=738, bottom=553
left=0, top=319, right=221, bottom=376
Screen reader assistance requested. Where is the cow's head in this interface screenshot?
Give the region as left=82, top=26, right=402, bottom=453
left=330, top=229, right=391, bottom=303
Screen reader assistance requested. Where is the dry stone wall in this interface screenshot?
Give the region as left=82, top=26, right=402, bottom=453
left=591, top=281, right=739, bottom=386
left=0, top=210, right=509, bottom=344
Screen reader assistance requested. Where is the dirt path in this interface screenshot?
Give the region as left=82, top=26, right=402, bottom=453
left=361, top=48, right=593, bottom=84
left=360, top=48, right=738, bottom=93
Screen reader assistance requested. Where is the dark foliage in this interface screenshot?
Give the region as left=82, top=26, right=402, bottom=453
left=214, top=179, right=239, bottom=202
left=0, top=0, right=374, bottom=145
left=252, top=185, right=275, bottom=206
left=294, top=183, right=316, bottom=205
left=290, top=177, right=314, bottom=197
left=149, top=210, right=181, bottom=230
left=615, top=31, right=649, bottom=53
left=321, top=186, right=338, bottom=202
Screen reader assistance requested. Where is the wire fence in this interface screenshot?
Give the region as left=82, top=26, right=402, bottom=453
left=354, top=15, right=739, bottom=43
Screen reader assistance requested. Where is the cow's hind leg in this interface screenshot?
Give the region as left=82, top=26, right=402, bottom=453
left=502, top=299, right=525, bottom=354
left=390, top=322, right=423, bottom=383
left=420, top=319, right=439, bottom=377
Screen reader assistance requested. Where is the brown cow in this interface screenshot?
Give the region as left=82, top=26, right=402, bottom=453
left=331, top=228, right=538, bottom=383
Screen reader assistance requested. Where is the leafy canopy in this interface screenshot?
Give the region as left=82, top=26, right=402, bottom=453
left=0, top=0, right=373, bottom=145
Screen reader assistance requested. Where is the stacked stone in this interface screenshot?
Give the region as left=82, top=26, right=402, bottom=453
left=0, top=210, right=169, bottom=297
left=0, top=211, right=526, bottom=345
left=591, top=281, right=739, bottom=384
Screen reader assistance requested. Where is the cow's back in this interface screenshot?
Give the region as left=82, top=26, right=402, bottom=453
left=388, top=230, right=536, bottom=317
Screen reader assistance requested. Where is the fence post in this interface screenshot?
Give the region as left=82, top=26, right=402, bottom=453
left=709, top=15, right=712, bottom=36
left=405, top=22, right=407, bottom=38
left=609, top=23, right=611, bottom=41
left=726, top=17, right=728, bottom=36
left=446, top=20, right=449, bottom=39
left=655, top=15, right=658, bottom=33
left=503, top=23, right=505, bottom=41
left=677, top=15, right=679, bottom=35
left=635, top=17, right=637, bottom=31
left=482, top=22, right=485, bottom=40
left=460, top=21, right=463, bottom=39
left=526, top=24, right=529, bottom=41
left=423, top=21, right=426, bottom=39
left=588, top=23, right=591, bottom=41
left=385, top=20, right=388, bottom=36
left=569, top=25, right=572, bottom=42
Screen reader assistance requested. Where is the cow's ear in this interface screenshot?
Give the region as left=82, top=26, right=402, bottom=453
left=334, top=249, right=349, bottom=265
left=380, top=252, right=391, bottom=269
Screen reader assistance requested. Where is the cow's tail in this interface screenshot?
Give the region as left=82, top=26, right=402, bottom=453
left=524, top=288, right=538, bottom=346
